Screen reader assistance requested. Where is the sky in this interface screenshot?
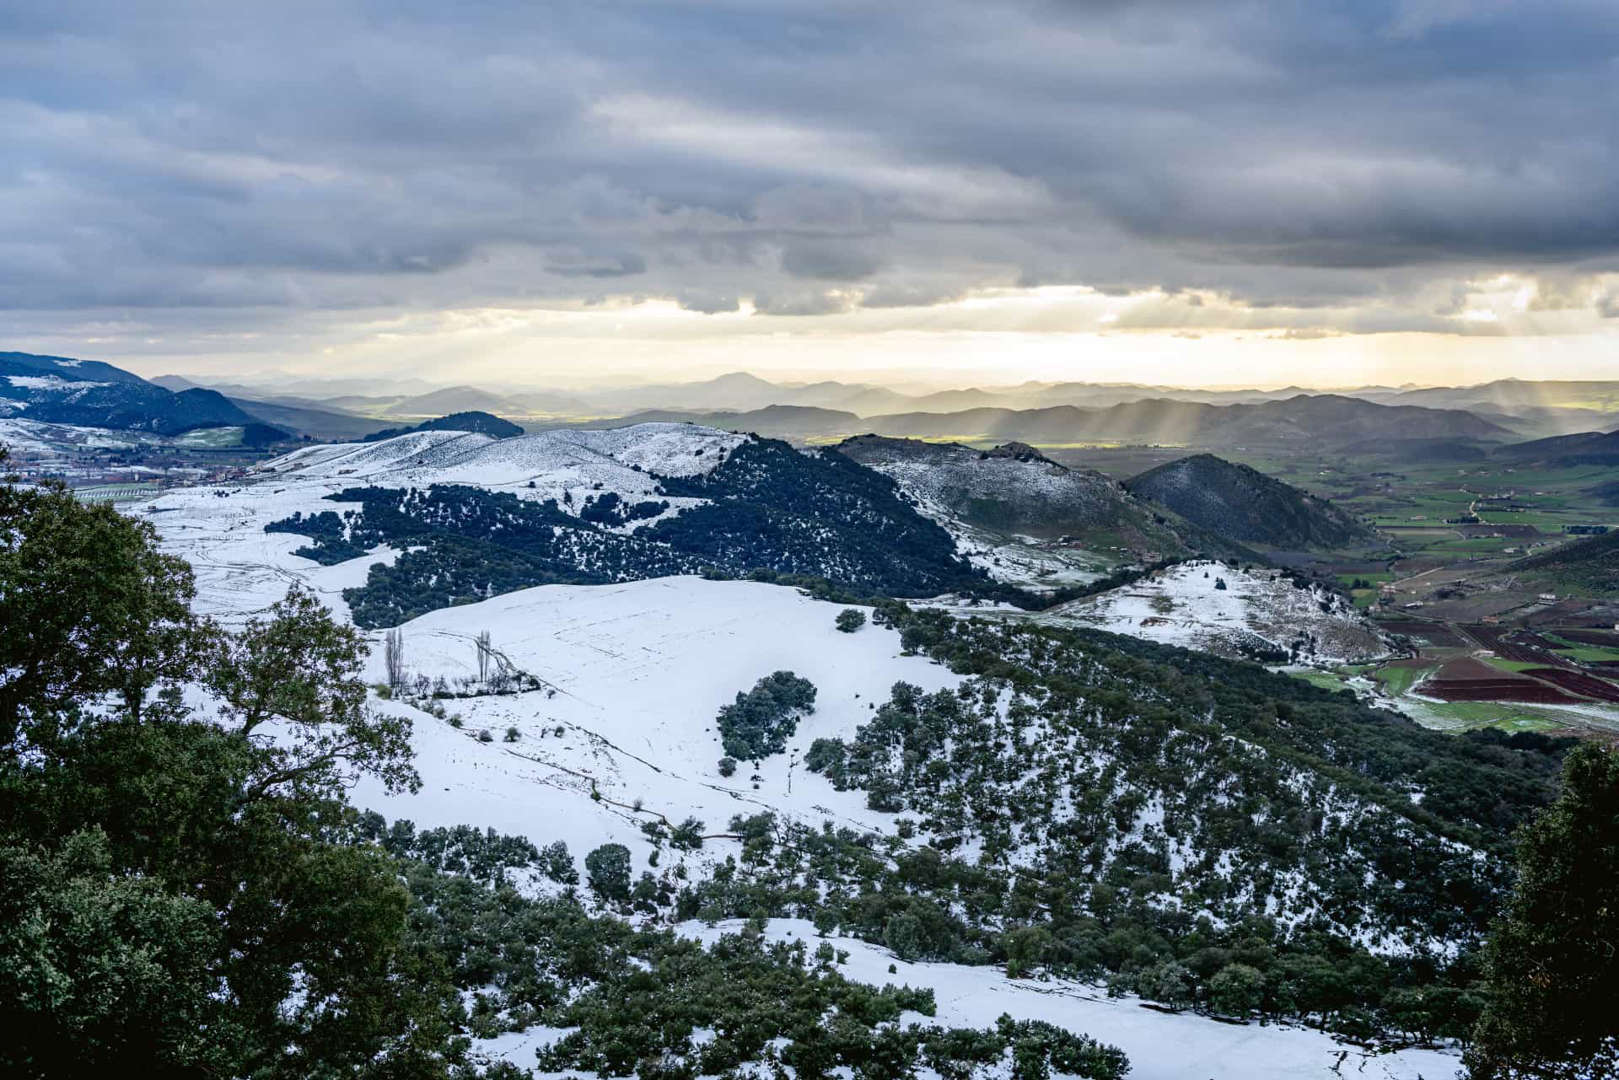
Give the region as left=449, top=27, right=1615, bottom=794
left=4, top=0, right=1619, bottom=390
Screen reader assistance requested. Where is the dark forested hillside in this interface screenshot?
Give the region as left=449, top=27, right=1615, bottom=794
left=1125, top=454, right=1380, bottom=550
left=0, top=351, right=280, bottom=437
left=360, top=410, right=525, bottom=442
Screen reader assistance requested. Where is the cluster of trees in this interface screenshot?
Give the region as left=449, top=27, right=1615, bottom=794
left=717, top=671, right=818, bottom=759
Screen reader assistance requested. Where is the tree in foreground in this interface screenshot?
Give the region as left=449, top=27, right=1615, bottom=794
left=1467, top=743, right=1619, bottom=1079
left=0, top=480, right=448, bottom=1079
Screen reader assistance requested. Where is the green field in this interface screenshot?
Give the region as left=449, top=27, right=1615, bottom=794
left=1374, top=664, right=1435, bottom=696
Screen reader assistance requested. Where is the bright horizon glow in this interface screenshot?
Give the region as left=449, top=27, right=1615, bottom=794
left=55, top=282, right=1619, bottom=393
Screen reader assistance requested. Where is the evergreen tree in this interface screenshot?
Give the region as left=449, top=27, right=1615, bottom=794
left=585, top=842, right=633, bottom=903
left=1468, top=744, right=1619, bottom=1079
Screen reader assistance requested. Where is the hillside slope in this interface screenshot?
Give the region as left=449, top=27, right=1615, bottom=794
left=836, top=435, right=1187, bottom=546
left=1047, top=560, right=1389, bottom=661
left=1126, top=453, right=1379, bottom=550
left=1494, top=428, right=1619, bottom=466
left=154, top=423, right=989, bottom=626
left=1509, top=531, right=1619, bottom=595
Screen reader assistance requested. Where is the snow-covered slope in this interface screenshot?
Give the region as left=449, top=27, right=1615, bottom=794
left=1049, top=560, right=1390, bottom=662
left=140, top=423, right=748, bottom=622
left=260, top=421, right=744, bottom=499
left=834, top=436, right=1189, bottom=587
left=348, top=577, right=960, bottom=869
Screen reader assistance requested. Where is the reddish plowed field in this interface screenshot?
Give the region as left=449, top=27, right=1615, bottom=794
left=1523, top=668, right=1619, bottom=703
left=1419, top=657, right=1585, bottom=703
left=1422, top=680, right=1582, bottom=703
left=1466, top=625, right=1564, bottom=665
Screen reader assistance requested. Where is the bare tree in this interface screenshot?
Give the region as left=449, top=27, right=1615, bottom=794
left=475, top=629, right=492, bottom=684
left=384, top=627, right=406, bottom=689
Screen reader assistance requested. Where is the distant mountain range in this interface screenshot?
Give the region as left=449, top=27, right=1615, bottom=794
left=610, top=393, right=1509, bottom=450
left=156, top=368, right=1619, bottom=430
left=20, top=351, right=1619, bottom=458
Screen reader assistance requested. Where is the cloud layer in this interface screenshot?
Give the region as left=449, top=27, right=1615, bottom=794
left=5, top=0, right=1619, bottom=365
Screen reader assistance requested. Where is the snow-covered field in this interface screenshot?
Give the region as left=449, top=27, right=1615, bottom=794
left=1049, top=561, right=1389, bottom=663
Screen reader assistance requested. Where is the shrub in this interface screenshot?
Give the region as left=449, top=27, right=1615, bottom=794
left=836, top=608, right=867, bottom=633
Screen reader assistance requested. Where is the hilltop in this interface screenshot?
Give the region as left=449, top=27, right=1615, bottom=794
left=360, top=410, right=525, bottom=442
left=836, top=435, right=1185, bottom=544
left=1125, top=453, right=1380, bottom=551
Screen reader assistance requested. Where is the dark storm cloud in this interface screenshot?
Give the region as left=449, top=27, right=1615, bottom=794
left=3, top=0, right=1619, bottom=328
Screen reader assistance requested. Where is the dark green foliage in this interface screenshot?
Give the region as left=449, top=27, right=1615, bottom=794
left=836, top=608, right=867, bottom=632
left=1467, top=744, right=1619, bottom=1078
left=539, top=840, right=580, bottom=885
left=717, top=756, right=738, bottom=777
left=585, top=843, right=633, bottom=903
left=0, top=481, right=202, bottom=741
left=714, top=605, right=1575, bottom=1038
left=717, top=671, right=817, bottom=759
left=0, top=830, right=226, bottom=1077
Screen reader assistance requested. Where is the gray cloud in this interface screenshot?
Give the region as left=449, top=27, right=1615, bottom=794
left=3, top=0, right=1619, bottom=346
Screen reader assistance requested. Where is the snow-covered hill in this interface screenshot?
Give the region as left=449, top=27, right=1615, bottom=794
left=261, top=422, right=745, bottom=494
left=1048, top=560, right=1390, bottom=662
left=145, top=422, right=985, bottom=625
